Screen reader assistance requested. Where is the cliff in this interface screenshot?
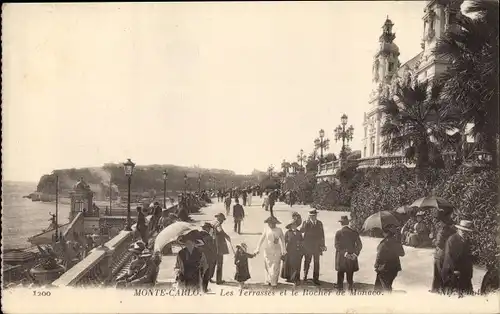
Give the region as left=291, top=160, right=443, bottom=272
left=36, top=164, right=259, bottom=197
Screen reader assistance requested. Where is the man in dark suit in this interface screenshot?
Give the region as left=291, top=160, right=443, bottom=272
left=268, top=189, right=278, bottom=217
left=199, top=223, right=217, bottom=292
left=232, top=198, right=245, bottom=234
left=301, top=209, right=326, bottom=285
left=212, top=213, right=232, bottom=284
left=334, top=215, right=362, bottom=291
left=441, top=220, right=474, bottom=296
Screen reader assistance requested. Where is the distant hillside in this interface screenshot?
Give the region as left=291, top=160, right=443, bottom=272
left=36, top=164, right=260, bottom=197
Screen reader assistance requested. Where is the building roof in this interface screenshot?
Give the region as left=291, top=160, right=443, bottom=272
left=397, top=51, right=424, bottom=76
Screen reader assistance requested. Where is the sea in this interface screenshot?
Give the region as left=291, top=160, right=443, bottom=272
left=2, top=181, right=71, bottom=250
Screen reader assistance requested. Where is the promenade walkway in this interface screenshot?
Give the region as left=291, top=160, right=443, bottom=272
left=157, top=197, right=486, bottom=294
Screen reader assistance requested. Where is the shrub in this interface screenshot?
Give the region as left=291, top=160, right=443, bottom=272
left=312, top=163, right=366, bottom=211
left=433, top=166, right=499, bottom=266
left=350, top=166, right=432, bottom=232
left=283, top=172, right=316, bottom=205
left=312, top=181, right=351, bottom=211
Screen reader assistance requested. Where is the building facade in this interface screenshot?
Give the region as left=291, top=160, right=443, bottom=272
left=317, top=0, right=463, bottom=181
left=361, top=0, right=463, bottom=161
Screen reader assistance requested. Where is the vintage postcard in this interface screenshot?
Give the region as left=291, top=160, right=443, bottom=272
left=2, top=1, right=499, bottom=313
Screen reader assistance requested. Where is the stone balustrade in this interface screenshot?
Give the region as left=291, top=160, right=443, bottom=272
left=317, top=152, right=466, bottom=179
left=52, top=202, right=178, bottom=287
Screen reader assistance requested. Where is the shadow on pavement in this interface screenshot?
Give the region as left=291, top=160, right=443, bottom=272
left=300, top=279, right=335, bottom=289
left=239, top=232, right=263, bottom=236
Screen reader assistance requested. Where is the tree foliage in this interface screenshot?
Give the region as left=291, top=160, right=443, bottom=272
left=435, top=0, right=499, bottom=164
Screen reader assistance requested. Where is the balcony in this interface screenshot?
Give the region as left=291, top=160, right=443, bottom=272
left=358, top=155, right=415, bottom=169
left=316, top=160, right=341, bottom=177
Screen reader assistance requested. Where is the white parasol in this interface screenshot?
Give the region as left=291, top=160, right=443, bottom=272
left=153, top=221, right=194, bottom=253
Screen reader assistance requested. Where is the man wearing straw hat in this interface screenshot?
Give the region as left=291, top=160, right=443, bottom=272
left=212, top=213, right=234, bottom=284
left=301, top=209, right=326, bottom=285
left=441, top=220, right=474, bottom=296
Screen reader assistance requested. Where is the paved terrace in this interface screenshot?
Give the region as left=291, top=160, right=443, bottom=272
left=157, top=197, right=486, bottom=293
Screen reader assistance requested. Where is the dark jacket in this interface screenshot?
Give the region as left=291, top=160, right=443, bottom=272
left=285, top=229, right=303, bottom=255
left=150, top=205, right=162, bottom=218
left=441, top=233, right=473, bottom=282
left=233, top=204, right=245, bottom=220
left=434, top=224, right=456, bottom=260
left=200, top=230, right=217, bottom=264
left=335, top=226, right=362, bottom=272
left=301, top=219, right=325, bottom=255
left=137, top=212, right=146, bottom=230
left=128, top=258, right=158, bottom=284
left=268, top=191, right=278, bottom=205
left=234, top=249, right=254, bottom=282
left=212, top=220, right=230, bottom=255
left=375, top=235, right=405, bottom=273
left=176, top=247, right=204, bottom=287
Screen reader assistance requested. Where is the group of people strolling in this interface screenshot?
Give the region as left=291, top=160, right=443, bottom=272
left=173, top=208, right=332, bottom=291
left=129, top=193, right=499, bottom=297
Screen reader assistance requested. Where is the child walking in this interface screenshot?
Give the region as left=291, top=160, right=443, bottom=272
left=234, top=243, right=256, bottom=289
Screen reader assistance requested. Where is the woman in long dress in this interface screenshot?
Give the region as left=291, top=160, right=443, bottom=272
left=281, top=220, right=303, bottom=285
left=254, top=216, right=286, bottom=287
left=247, top=190, right=253, bottom=206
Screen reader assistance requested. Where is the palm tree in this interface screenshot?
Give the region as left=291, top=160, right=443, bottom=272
left=380, top=79, right=457, bottom=180
left=306, top=151, right=320, bottom=173
left=434, top=0, right=499, bottom=165
left=281, top=160, right=291, bottom=175
left=290, top=162, right=300, bottom=173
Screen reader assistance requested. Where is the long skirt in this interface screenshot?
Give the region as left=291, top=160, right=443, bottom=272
left=281, top=252, right=302, bottom=282
left=247, top=195, right=252, bottom=206
left=263, top=249, right=282, bottom=286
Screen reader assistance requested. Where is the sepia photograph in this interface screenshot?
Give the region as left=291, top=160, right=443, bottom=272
left=2, top=1, right=499, bottom=313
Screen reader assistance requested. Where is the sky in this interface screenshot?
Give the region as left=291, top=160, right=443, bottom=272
left=3, top=2, right=429, bottom=182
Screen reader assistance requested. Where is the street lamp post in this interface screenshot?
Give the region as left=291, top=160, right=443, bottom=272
left=123, top=158, right=136, bottom=231
left=282, top=159, right=288, bottom=176
left=267, top=165, right=274, bottom=178
left=314, top=129, right=330, bottom=163
left=163, top=170, right=168, bottom=207
left=334, top=114, right=354, bottom=160
left=297, top=149, right=306, bottom=172
left=198, top=174, right=202, bottom=193
left=184, top=174, right=188, bottom=194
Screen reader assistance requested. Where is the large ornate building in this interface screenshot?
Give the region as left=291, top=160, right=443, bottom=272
left=361, top=0, right=463, bottom=161
left=317, top=0, right=463, bottom=181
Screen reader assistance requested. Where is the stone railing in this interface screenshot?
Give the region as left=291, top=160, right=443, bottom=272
left=317, top=160, right=340, bottom=174
left=315, top=151, right=488, bottom=179
left=52, top=202, right=178, bottom=287
left=357, top=155, right=415, bottom=168
left=317, top=159, right=361, bottom=176
left=63, top=212, right=85, bottom=242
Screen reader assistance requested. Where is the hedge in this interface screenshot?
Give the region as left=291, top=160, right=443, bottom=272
left=433, top=167, right=499, bottom=266
left=350, top=166, right=432, bottom=232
